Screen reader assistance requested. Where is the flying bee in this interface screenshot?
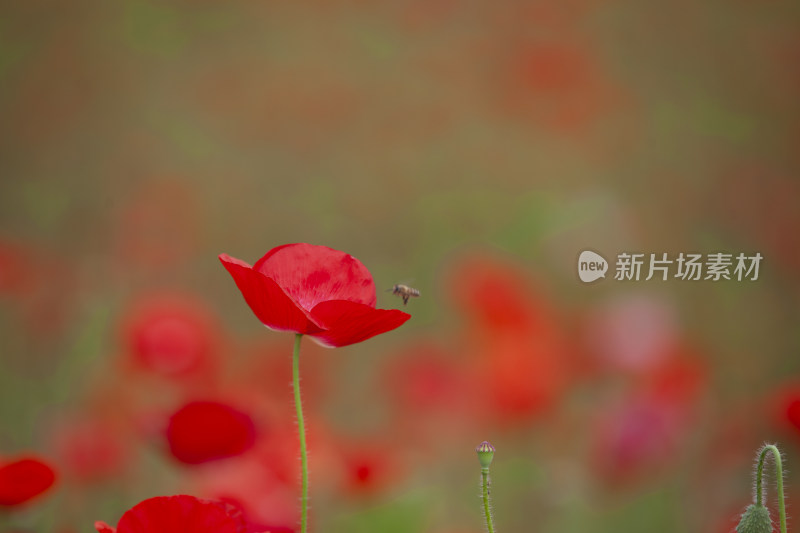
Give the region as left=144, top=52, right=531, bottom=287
left=388, top=284, right=420, bottom=306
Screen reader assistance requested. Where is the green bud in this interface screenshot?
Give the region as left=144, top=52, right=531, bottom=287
left=736, top=504, right=773, bottom=533
left=476, top=440, right=495, bottom=469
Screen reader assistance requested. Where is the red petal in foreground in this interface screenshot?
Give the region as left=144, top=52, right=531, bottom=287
left=166, top=401, right=256, bottom=464
left=309, top=300, right=410, bottom=347
left=0, top=456, right=57, bottom=506
left=253, top=243, right=377, bottom=309
left=95, top=494, right=260, bottom=533
left=219, top=254, right=323, bottom=334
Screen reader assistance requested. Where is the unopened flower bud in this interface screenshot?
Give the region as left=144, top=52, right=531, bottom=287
left=736, top=504, right=773, bottom=533
left=476, top=441, right=495, bottom=469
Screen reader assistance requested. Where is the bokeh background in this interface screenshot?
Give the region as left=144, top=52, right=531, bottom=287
left=1, top=1, right=799, bottom=532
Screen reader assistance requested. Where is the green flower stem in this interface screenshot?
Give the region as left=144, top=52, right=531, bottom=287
left=756, top=444, right=786, bottom=533
left=482, top=467, right=495, bottom=533
left=292, top=333, right=309, bottom=533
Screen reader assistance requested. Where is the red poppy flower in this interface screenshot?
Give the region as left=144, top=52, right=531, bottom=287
left=166, top=401, right=256, bottom=464
left=0, top=456, right=56, bottom=506
left=94, top=494, right=266, bottom=533
left=219, top=244, right=410, bottom=347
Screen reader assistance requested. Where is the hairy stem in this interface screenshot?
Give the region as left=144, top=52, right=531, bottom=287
left=482, top=467, right=495, bottom=533
left=756, top=444, right=786, bottom=533
left=293, top=333, right=309, bottom=533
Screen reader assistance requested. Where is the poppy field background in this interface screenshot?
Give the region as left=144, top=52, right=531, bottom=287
left=1, top=2, right=799, bottom=532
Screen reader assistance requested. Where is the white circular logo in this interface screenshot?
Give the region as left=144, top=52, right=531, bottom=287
left=578, top=250, right=608, bottom=283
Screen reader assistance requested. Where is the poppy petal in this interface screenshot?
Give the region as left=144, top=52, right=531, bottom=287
left=309, top=300, right=410, bottom=347
left=0, top=457, right=56, bottom=506
left=253, top=244, right=377, bottom=310
left=95, top=522, right=116, bottom=533
left=166, top=401, right=256, bottom=464
left=219, top=254, right=324, bottom=335
left=113, top=495, right=250, bottom=533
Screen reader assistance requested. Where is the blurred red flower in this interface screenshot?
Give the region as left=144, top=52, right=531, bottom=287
left=591, top=379, right=706, bottom=487
left=94, top=494, right=266, bottom=533
left=0, top=239, right=76, bottom=347
left=120, top=293, right=221, bottom=378
left=0, top=456, right=56, bottom=507
left=641, top=351, right=708, bottom=409
left=51, top=416, right=129, bottom=483
left=590, top=347, right=708, bottom=486
left=448, top=254, right=537, bottom=332
left=447, top=254, right=573, bottom=421
left=334, top=438, right=402, bottom=498
left=495, top=40, right=622, bottom=136
left=379, top=340, right=479, bottom=448
left=785, top=396, right=800, bottom=431
left=235, top=338, right=331, bottom=423
left=583, top=294, right=680, bottom=374
left=381, top=341, right=472, bottom=413
left=770, top=382, right=800, bottom=438
left=219, top=243, right=410, bottom=347
left=189, top=443, right=300, bottom=531
left=166, top=401, right=256, bottom=464
left=0, top=240, right=36, bottom=297
left=591, top=398, right=680, bottom=485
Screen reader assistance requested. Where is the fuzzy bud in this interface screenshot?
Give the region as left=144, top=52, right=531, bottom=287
left=476, top=441, right=495, bottom=469
left=736, top=504, right=773, bottom=533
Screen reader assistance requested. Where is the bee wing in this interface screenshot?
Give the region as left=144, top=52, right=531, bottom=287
left=386, top=278, right=416, bottom=291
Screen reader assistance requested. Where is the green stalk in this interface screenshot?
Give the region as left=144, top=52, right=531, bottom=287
left=292, top=333, right=309, bottom=533
left=482, top=467, right=495, bottom=533
left=756, top=444, right=787, bottom=533
left=476, top=441, right=496, bottom=533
